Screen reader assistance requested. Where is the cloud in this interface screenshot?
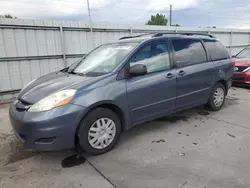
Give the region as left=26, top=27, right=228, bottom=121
left=0, top=0, right=111, bottom=18
left=147, top=0, right=198, bottom=11
left=169, top=0, right=250, bottom=28
left=0, top=0, right=250, bottom=29
left=51, top=0, right=111, bottom=14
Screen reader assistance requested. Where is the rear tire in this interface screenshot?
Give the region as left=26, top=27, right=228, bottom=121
left=207, top=83, right=226, bottom=111
left=77, top=108, right=121, bottom=155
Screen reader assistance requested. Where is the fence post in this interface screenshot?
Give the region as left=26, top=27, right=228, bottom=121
left=230, top=30, right=233, bottom=55
left=130, top=26, right=133, bottom=35
left=249, top=32, right=250, bottom=47
left=59, top=25, right=67, bottom=68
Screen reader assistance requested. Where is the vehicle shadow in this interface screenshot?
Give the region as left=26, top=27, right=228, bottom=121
left=117, top=96, right=239, bottom=148
left=232, top=85, right=250, bottom=90
left=117, top=106, right=205, bottom=148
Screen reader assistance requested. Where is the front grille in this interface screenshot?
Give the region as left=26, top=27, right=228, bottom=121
left=19, top=99, right=32, bottom=106
left=15, top=99, right=32, bottom=111
left=234, top=66, right=249, bottom=72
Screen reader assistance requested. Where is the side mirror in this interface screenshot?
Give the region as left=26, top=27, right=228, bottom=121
left=130, top=64, right=147, bottom=76
left=232, top=55, right=236, bottom=58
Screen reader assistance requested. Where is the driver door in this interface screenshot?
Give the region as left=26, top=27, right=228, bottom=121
left=126, top=40, right=177, bottom=124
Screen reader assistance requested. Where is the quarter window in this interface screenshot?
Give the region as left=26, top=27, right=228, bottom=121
left=130, top=42, right=171, bottom=73
left=172, top=39, right=207, bottom=67
left=203, top=39, right=230, bottom=61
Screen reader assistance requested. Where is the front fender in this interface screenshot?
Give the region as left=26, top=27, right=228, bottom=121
left=70, top=79, right=132, bottom=130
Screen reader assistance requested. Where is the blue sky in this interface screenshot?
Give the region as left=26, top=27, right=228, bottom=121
left=0, top=0, right=250, bottom=28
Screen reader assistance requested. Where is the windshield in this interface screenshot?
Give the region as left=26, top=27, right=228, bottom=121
left=69, top=42, right=138, bottom=76
left=236, top=47, right=250, bottom=58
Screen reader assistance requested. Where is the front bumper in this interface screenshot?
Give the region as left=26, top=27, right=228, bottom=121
left=232, top=72, right=250, bottom=86
left=9, top=102, right=86, bottom=151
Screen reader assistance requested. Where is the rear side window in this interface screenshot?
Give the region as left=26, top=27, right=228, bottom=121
left=203, top=39, right=230, bottom=61
left=172, top=39, right=207, bottom=67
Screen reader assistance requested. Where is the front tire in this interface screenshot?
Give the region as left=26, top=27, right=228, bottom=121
left=207, top=83, right=226, bottom=111
left=77, top=108, right=121, bottom=155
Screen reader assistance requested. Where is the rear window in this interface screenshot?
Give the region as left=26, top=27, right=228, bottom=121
left=202, top=39, right=230, bottom=61
left=172, top=39, right=207, bottom=67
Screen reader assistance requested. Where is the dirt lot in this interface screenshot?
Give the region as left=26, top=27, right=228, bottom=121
left=0, top=87, right=250, bottom=188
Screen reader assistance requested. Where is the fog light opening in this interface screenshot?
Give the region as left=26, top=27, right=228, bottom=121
left=35, top=137, right=56, bottom=144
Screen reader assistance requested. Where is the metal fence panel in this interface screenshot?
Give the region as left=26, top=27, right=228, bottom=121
left=0, top=29, right=5, bottom=56
left=26, top=29, right=38, bottom=56
left=1, top=18, right=250, bottom=100
left=232, top=33, right=250, bottom=46
left=213, top=33, right=230, bottom=46
left=0, top=61, right=11, bottom=91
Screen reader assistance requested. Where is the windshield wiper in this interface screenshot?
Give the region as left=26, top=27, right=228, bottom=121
left=67, top=71, right=85, bottom=77
left=60, top=67, right=69, bottom=72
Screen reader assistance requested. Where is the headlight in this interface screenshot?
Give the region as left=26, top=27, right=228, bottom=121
left=28, top=89, right=76, bottom=112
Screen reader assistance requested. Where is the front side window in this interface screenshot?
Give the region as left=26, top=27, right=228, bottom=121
left=70, top=42, right=138, bottom=76
left=236, top=47, right=250, bottom=58
left=172, top=39, right=207, bottom=67
left=129, top=41, right=171, bottom=73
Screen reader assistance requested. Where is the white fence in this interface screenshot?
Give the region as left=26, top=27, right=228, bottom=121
left=0, top=18, right=250, bottom=100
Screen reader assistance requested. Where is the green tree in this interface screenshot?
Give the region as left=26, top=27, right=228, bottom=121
left=146, top=13, right=168, bottom=26
left=0, top=14, right=17, bottom=19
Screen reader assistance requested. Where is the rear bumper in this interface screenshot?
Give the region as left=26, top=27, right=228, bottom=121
left=9, top=102, right=87, bottom=151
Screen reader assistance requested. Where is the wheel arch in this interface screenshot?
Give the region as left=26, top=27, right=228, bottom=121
left=74, top=101, right=127, bottom=148
left=217, top=79, right=228, bottom=95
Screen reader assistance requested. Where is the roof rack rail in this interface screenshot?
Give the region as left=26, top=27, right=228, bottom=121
left=119, top=33, right=154, bottom=40
left=119, top=32, right=215, bottom=40
left=153, top=32, right=215, bottom=38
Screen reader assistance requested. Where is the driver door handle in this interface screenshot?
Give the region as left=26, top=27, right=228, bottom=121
left=166, top=73, right=175, bottom=79
left=178, top=70, right=185, bottom=76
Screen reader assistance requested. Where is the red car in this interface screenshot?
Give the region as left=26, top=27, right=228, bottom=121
left=232, top=46, right=250, bottom=87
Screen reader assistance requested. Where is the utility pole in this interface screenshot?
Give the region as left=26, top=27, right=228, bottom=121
left=170, top=4, right=172, bottom=26
left=86, top=0, right=95, bottom=47
left=208, top=12, right=211, bottom=28
left=86, top=0, right=92, bottom=33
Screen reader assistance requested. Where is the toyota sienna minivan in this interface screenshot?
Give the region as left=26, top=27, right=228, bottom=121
left=9, top=32, right=234, bottom=155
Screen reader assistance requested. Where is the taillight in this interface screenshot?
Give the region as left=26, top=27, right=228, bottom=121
left=231, top=58, right=236, bottom=66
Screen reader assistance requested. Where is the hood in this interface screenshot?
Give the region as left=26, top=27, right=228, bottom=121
left=18, top=72, right=97, bottom=104
left=234, top=58, right=250, bottom=66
